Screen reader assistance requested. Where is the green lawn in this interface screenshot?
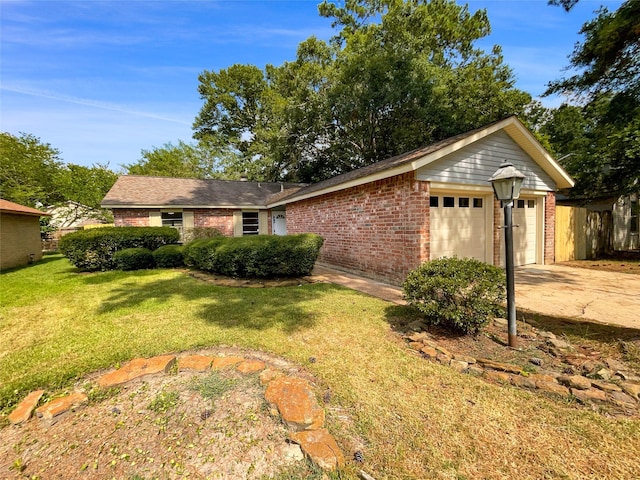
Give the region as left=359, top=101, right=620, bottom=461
left=1, top=255, right=639, bottom=479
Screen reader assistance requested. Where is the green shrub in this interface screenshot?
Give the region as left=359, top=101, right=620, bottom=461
left=152, top=244, right=184, bottom=268
left=183, top=234, right=324, bottom=278
left=59, top=226, right=179, bottom=271
left=402, top=257, right=505, bottom=335
left=182, top=227, right=223, bottom=243
left=113, top=248, right=155, bottom=270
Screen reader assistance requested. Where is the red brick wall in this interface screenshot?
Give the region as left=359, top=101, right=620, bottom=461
left=192, top=209, right=234, bottom=236
left=113, top=209, right=149, bottom=227
left=287, top=172, right=430, bottom=285
left=544, top=191, right=556, bottom=264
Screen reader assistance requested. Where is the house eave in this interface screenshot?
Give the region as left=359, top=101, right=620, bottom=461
left=101, top=204, right=269, bottom=210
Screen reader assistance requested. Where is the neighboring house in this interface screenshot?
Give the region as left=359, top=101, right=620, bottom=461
left=43, top=201, right=111, bottom=250
left=0, top=199, right=51, bottom=270
left=46, top=200, right=109, bottom=230
left=102, top=116, right=574, bottom=285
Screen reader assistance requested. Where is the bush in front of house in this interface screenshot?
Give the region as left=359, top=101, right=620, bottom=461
left=402, top=256, right=506, bottom=335
left=182, top=227, right=223, bottom=243
left=59, top=226, right=180, bottom=271
left=152, top=244, right=185, bottom=268
left=183, top=234, right=324, bottom=278
left=113, top=248, right=155, bottom=270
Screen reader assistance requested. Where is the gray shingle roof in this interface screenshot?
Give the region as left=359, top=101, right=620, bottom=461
left=101, top=176, right=307, bottom=207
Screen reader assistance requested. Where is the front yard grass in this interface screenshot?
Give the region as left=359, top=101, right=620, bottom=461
left=1, top=255, right=639, bottom=479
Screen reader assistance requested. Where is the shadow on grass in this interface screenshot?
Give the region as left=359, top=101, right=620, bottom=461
left=518, top=308, right=640, bottom=341
left=92, top=271, right=331, bottom=333
left=0, top=255, right=61, bottom=275
left=384, top=304, right=640, bottom=343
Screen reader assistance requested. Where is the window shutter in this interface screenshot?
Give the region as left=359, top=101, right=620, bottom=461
left=258, top=211, right=268, bottom=235
left=233, top=211, right=242, bottom=237
left=149, top=211, right=161, bottom=226
left=183, top=211, right=195, bottom=230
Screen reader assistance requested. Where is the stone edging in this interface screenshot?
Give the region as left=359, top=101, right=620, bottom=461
left=7, top=353, right=345, bottom=471
left=405, top=331, right=640, bottom=413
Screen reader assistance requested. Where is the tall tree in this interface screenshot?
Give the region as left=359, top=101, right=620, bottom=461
left=125, top=140, right=222, bottom=179
left=193, top=0, right=531, bottom=183
left=543, top=0, right=640, bottom=198
left=547, top=0, right=640, bottom=100
left=0, top=132, right=64, bottom=207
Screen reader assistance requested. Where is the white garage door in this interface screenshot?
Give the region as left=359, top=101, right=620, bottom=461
left=430, top=194, right=488, bottom=262
left=501, top=197, right=538, bottom=266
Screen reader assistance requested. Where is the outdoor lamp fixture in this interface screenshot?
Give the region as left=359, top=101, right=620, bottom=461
left=489, top=161, right=526, bottom=348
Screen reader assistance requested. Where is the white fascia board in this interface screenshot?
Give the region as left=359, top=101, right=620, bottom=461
left=502, top=121, right=575, bottom=189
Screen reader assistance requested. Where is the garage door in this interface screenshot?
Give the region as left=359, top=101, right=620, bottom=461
left=430, top=194, right=488, bottom=262
left=501, top=197, right=538, bottom=266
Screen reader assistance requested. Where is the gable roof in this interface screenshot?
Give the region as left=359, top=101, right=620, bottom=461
left=0, top=199, right=50, bottom=217
left=268, top=116, right=574, bottom=206
left=101, top=176, right=307, bottom=209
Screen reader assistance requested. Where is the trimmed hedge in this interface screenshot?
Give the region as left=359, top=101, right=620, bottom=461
left=59, top=226, right=180, bottom=271
left=114, top=248, right=155, bottom=270
left=183, top=234, right=324, bottom=278
left=152, top=244, right=185, bottom=268
left=403, top=256, right=506, bottom=335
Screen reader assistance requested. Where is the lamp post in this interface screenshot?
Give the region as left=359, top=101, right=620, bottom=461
left=489, top=161, right=525, bottom=348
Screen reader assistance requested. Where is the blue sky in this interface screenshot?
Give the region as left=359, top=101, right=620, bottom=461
left=0, top=0, right=623, bottom=170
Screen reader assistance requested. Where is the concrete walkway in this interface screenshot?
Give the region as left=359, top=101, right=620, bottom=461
left=311, top=263, right=640, bottom=330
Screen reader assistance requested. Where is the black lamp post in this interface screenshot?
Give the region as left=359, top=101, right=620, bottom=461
left=489, top=161, right=525, bottom=348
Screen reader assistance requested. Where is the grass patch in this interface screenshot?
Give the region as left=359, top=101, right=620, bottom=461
left=189, top=371, right=239, bottom=401
left=148, top=389, right=180, bottom=414
left=1, top=255, right=639, bottom=479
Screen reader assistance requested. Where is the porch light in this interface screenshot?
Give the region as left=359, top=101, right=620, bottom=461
left=489, top=161, right=525, bottom=203
left=488, top=161, right=526, bottom=348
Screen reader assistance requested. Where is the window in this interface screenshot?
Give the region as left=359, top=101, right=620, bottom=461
left=631, top=199, right=639, bottom=234
left=458, top=197, right=470, bottom=208
left=161, top=211, right=183, bottom=227
left=517, top=199, right=525, bottom=208
left=473, top=198, right=483, bottom=208
left=443, top=196, right=455, bottom=207
left=242, top=211, right=259, bottom=235
left=527, top=200, right=536, bottom=208
left=430, top=196, right=439, bottom=207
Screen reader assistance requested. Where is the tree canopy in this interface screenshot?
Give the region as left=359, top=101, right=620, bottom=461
left=0, top=132, right=118, bottom=221
left=193, top=0, right=531, bottom=183
left=541, top=0, right=640, bottom=199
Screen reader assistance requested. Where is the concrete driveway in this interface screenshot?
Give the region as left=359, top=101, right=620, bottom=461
left=515, top=265, right=640, bottom=330
left=312, top=263, right=640, bottom=331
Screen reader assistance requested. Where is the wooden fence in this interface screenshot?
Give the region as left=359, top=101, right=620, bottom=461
left=555, top=206, right=613, bottom=261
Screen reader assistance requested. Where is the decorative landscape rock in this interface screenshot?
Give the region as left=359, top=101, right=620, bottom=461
left=98, top=355, right=176, bottom=388
left=178, top=354, right=213, bottom=371
left=211, top=356, right=244, bottom=369
left=402, top=328, right=639, bottom=413
left=571, top=388, right=607, bottom=404
left=476, top=358, right=522, bottom=375
left=8, top=351, right=345, bottom=473
left=290, top=428, right=345, bottom=471
left=236, top=359, right=266, bottom=374
left=264, top=377, right=325, bottom=431
left=8, top=390, right=44, bottom=425
left=35, top=391, right=88, bottom=421
left=558, top=375, right=592, bottom=390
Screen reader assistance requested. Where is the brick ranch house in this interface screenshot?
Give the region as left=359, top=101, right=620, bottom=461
left=102, top=116, right=574, bottom=285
